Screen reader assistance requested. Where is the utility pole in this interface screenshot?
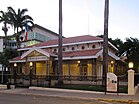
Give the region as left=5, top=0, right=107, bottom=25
left=58, top=0, right=63, bottom=85
left=103, top=0, right=109, bottom=93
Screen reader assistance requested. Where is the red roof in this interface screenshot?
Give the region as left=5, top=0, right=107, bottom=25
left=23, top=35, right=102, bottom=48
left=11, top=56, right=23, bottom=61
left=10, top=49, right=101, bottom=62
left=63, top=49, right=101, bottom=58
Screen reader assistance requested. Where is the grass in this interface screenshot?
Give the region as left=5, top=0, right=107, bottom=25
left=53, top=84, right=105, bottom=92
left=118, top=85, right=128, bottom=93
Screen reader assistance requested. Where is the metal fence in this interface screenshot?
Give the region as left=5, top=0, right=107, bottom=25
left=0, top=73, right=128, bottom=93
left=134, top=73, right=139, bottom=86
left=117, top=73, right=128, bottom=93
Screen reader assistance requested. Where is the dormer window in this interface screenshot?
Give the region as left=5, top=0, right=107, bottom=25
left=81, top=46, right=85, bottom=50
left=54, top=48, right=57, bottom=52
left=71, top=47, right=75, bottom=51
left=92, top=45, right=96, bottom=49
left=63, top=48, right=65, bottom=51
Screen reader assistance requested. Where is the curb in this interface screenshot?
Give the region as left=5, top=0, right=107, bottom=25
left=29, top=87, right=104, bottom=94
left=1, top=90, right=139, bottom=104
left=29, top=86, right=128, bottom=95
left=0, top=87, right=139, bottom=103
left=98, top=98, right=139, bottom=104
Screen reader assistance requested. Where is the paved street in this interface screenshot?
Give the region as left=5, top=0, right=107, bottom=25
left=0, top=86, right=139, bottom=104
left=0, top=93, right=127, bottom=104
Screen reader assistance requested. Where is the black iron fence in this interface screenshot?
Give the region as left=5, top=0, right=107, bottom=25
left=117, top=73, right=128, bottom=93
left=134, top=73, right=139, bottom=86
left=0, top=74, right=128, bottom=93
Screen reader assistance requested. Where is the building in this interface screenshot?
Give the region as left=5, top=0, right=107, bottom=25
left=0, top=24, right=59, bottom=49
left=20, top=24, right=59, bottom=48
left=9, top=35, right=125, bottom=81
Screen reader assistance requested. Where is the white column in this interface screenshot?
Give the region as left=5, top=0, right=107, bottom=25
left=128, top=69, right=135, bottom=95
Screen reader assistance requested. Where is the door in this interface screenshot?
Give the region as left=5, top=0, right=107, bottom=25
left=80, top=66, right=88, bottom=80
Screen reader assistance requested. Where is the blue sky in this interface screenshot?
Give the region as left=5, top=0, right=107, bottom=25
left=0, top=0, right=139, bottom=41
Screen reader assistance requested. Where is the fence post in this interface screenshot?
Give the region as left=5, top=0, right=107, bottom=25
left=48, top=75, right=51, bottom=87
left=128, top=69, right=135, bottom=95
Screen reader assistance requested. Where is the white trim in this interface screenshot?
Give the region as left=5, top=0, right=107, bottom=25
left=55, top=56, right=98, bottom=60
left=21, top=46, right=50, bottom=59
left=9, top=60, right=26, bottom=63
left=108, top=52, right=120, bottom=60
left=21, top=48, right=34, bottom=59
left=96, top=49, right=103, bottom=57
left=108, top=41, right=118, bottom=51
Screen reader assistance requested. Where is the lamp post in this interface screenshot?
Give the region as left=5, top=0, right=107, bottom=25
left=128, top=62, right=134, bottom=69
left=128, top=61, right=135, bottom=95
left=29, top=62, right=33, bottom=86
left=14, top=63, right=17, bottom=85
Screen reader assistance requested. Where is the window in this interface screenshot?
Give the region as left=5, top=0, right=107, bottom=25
left=81, top=46, right=85, bottom=50
left=71, top=47, right=75, bottom=51
left=54, top=48, right=57, bottom=52
left=92, top=45, right=96, bottom=49
left=63, top=48, right=65, bottom=51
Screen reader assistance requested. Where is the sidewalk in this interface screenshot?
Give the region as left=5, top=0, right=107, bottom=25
left=0, top=85, right=139, bottom=103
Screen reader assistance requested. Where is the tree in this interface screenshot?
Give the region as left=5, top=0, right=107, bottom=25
left=7, top=6, right=34, bottom=48
left=57, top=0, right=63, bottom=84
left=0, top=11, right=12, bottom=48
left=108, top=38, right=124, bottom=56
left=122, top=37, right=139, bottom=72
left=0, top=48, right=18, bottom=67
left=0, top=48, right=18, bottom=83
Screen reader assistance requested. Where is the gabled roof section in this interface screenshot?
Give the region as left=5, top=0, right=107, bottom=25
left=108, top=52, right=120, bottom=60
left=21, top=46, right=54, bottom=59
left=35, top=35, right=103, bottom=47
left=60, top=49, right=102, bottom=60
left=33, top=24, right=59, bottom=36
left=18, top=35, right=103, bottom=51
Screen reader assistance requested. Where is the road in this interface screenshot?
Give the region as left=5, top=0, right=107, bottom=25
left=0, top=93, right=127, bottom=104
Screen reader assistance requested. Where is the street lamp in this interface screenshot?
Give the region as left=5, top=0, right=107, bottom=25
left=14, top=63, right=17, bottom=85
left=128, top=62, right=134, bottom=69
left=14, top=63, right=17, bottom=67
left=29, top=62, right=33, bottom=67
left=29, top=62, right=33, bottom=86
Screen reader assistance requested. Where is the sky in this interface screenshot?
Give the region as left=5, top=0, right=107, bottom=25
left=0, top=0, right=139, bottom=41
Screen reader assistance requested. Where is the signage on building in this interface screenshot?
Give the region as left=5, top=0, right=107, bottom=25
left=107, top=72, right=117, bottom=92
left=27, top=56, right=48, bottom=61
left=0, top=39, right=3, bottom=52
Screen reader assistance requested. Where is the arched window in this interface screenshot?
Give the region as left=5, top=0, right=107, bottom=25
left=54, top=48, right=57, bottom=52
left=81, top=46, right=85, bottom=50
left=92, top=45, right=96, bottom=49
left=63, top=48, right=65, bottom=51
left=71, top=47, right=75, bottom=51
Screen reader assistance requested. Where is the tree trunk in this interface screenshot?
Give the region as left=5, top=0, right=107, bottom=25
left=16, top=28, right=21, bottom=48
left=57, top=0, right=63, bottom=85
left=2, top=23, right=8, bottom=49
left=103, top=0, right=109, bottom=92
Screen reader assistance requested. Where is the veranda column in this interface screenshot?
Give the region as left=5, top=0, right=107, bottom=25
left=46, top=60, right=48, bottom=75
left=68, top=60, right=70, bottom=76
left=92, top=59, right=97, bottom=81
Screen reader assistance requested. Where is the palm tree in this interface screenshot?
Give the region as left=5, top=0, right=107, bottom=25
left=103, top=0, right=109, bottom=92
left=0, top=10, right=13, bottom=83
left=0, top=11, right=12, bottom=48
left=123, top=37, right=139, bottom=72
left=57, top=0, right=63, bottom=85
left=7, top=6, right=34, bottom=48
